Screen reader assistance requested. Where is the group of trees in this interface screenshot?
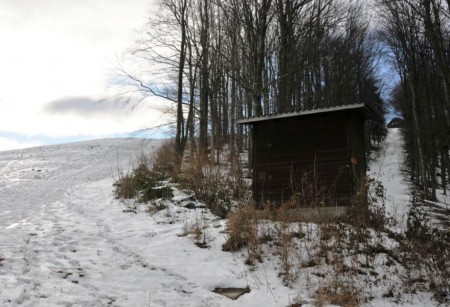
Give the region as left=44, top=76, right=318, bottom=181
left=120, top=0, right=386, bottom=164
left=378, top=0, right=450, bottom=199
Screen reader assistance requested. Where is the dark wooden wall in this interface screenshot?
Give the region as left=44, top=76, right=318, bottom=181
left=251, top=110, right=366, bottom=206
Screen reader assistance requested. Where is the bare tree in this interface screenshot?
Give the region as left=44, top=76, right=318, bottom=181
left=378, top=0, right=450, bottom=199
left=118, top=0, right=387, bottom=173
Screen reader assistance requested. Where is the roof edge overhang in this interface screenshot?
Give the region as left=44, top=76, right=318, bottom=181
left=236, top=103, right=377, bottom=124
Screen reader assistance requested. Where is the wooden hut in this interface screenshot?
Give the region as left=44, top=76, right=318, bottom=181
left=237, top=103, right=375, bottom=214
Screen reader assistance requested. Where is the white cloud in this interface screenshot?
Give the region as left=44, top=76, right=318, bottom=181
left=0, top=0, right=171, bottom=143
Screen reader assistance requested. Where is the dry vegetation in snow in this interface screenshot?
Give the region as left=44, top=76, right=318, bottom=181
left=113, top=132, right=449, bottom=306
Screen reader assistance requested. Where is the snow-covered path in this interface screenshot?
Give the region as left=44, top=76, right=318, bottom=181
left=0, top=140, right=290, bottom=306
left=0, top=140, right=182, bottom=306
left=369, top=128, right=412, bottom=232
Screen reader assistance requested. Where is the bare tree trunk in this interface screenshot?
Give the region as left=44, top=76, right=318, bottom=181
left=199, top=0, right=210, bottom=154
left=441, top=148, right=447, bottom=195
left=408, top=78, right=429, bottom=197
left=175, top=0, right=188, bottom=163
left=186, top=40, right=197, bottom=156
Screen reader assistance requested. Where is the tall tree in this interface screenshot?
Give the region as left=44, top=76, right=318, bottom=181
left=119, top=0, right=387, bottom=170
left=198, top=0, right=210, bottom=153
left=378, top=0, right=450, bottom=199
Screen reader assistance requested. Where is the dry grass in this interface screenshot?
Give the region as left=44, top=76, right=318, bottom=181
left=401, top=205, right=450, bottom=302
left=151, top=140, right=180, bottom=178
left=113, top=163, right=173, bottom=203
left=181, top=151, right=249, bottom=218
left=222, top=202, right=261, bottom=264
left=315, top=285, right=359, bottom=307
left=117, top=139, right=449, bottom=304
left=220, top=176, right=419, bottom=303
left=290, top=170, right=332, bottom=209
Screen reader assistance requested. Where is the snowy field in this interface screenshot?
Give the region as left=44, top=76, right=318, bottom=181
left=0, top=130, right=446, bottom=306
left=0, top=139, right=291, bottom=306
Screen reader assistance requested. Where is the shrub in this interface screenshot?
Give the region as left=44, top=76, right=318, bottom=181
left=151, top=140, right=180, bottom=178
left=182, top=152, right=249, bottom=218
left=348, top=176, right=370, bottom=227
left=290, top=170, right=331, bottom=209
left=222, top=203, right=261, bottom=264
left=404, top=205, right=450, bottom=301
left=315, top=285, right=359, bottom=307
left=346, top=176, right=388, bottom=230
left=113, top=163, right=173, bottom=203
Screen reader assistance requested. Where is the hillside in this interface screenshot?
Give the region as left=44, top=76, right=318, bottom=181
left=0, top=131, right=448, bottom=306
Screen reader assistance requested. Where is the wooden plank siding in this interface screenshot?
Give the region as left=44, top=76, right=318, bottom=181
left=251, top=110, right=365, bottom=207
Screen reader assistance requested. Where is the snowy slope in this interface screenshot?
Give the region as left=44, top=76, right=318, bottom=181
left=369, top=128, right=450, bottom=230
left=0, top=139, right=292, bottom=306
left=0, top=130, right=445, bottom=307
left=0, top=139, right=159, bottom=305
left=368, top=128, right=413, bottom=232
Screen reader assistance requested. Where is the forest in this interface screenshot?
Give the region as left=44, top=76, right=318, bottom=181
left=117, top=0, right=450, bottom=201
left=379, top=0, right=450, bottom=200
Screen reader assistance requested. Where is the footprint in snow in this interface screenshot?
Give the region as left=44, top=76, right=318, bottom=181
left=69, top=259, right=80, bottom=267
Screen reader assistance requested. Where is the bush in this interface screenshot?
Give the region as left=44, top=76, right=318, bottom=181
left=345, top=176, right=388, bottom=230
left=151, top=140, right=180, bottom=178
left=222, top=203, right=261, bottom=264
left=315, top=285, right=359, bottom=307
left=290, top=170, right=331, bottom=209
left=114, top=163, right=173, bottom=203
left=404, top=205, right=450, bottom=301
left=182, top=152, right=249, bottom=218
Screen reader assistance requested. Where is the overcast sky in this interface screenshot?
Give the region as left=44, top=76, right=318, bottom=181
left=0, top=0, right=170, bottom=151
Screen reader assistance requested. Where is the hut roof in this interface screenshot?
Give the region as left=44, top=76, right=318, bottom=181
left=236, top=103, right=376, bottom=124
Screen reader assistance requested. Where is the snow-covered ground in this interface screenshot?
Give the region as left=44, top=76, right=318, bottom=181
left=0, top=130, right=446, bottom=306
left=368, top=128, right=413, bottom=232
left=369, top=128, right=450, bottom=230
left=0, top=139, right=292, bottom=306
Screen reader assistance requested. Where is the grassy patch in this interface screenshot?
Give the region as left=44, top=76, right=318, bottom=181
left=113, top=163, right=173, bottom=203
